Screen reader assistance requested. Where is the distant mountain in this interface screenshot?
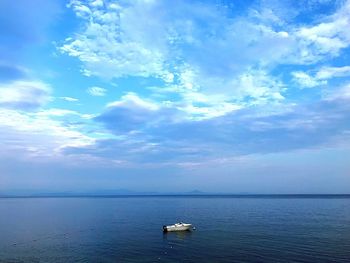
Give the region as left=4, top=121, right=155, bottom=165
left=0, top=189, right=209, bottom=197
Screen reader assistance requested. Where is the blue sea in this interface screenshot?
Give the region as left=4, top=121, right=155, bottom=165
left=0, top=195, right=349, bottom=262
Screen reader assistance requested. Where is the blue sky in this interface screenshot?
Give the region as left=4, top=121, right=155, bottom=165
left=1, top=0, right=350, bottom=194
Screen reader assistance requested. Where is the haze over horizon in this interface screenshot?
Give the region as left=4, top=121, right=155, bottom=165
left=1, top=0, right=350, bottom=194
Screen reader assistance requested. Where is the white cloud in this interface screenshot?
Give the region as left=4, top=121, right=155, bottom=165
left=82, top=88, right=350, bottom=166
left=292, top=71, right=326, bottom=88
left=0, top=80, right=51, bottom=110
left=61, top=1, right=292, bottom=85
left=293, top=0, right=350, bottom=63
left=96, top=92, right=167, bottom=133
left=87, top=86, right=107, bottom=96
left=0, top=108, right=94, bottom=158
left=37, top=108, right=78, bottom=117
left=325, top=83, right=350, bottom=100
left=61, top=0, right=169, bottom=80
left=59, top=96, right=79, bottom=102
left=181, top=102, right=241, bottom=120
left=179, top=68, right=285, bottom=104
left=292, top=65, right=350, bottom=88
left=61, top=0, right=350, bottom=78
left=316, top=66, right=350, bottom=79
left=35, top=108, right=94, bottom=118
left=61, top=0, right=350, bottom=120
left=107, top=92, right=159, bottom=111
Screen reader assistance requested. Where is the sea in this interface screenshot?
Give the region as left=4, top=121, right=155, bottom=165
left=0, top=195, right=349, bottom=262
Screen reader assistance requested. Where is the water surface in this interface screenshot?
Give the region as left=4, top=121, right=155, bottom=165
left=0, top=196, right=349, bottom=262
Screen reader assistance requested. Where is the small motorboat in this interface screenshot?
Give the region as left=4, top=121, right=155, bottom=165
left=163, top=222, right=195, bottom=232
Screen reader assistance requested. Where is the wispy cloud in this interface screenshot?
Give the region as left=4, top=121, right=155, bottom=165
left=0, top=108, right=94, bottom=160
left=59, top=96, right=79, bottom=102
left=87, top=86, right=107, bottom=96
left=292, top=66, right=350, bottom=88
left=0, top=80, right=51, bottom=110
left=95, top=92, right=168, bottom=133
left=0, top=63, right=28, bottom=82
left=295, top=0, right=350, bottom=63
left=61, top=0, right=350, bottom=115
left=75, top=86, right=350, bottom=165
left=316, top=66, right=350, bottom=79
left=56, top=0, right=350, bottom=165
left=292, top=71, right=327, bottom=88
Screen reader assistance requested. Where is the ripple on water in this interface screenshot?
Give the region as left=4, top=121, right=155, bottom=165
left=0, top=196, right=350, bottom=262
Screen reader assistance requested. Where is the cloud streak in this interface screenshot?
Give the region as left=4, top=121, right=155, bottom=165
left=87, top=86, right=107, bottom=96
left=64, top=87, right=350, bottom=165
left=0, top=80, right=51, bottom=110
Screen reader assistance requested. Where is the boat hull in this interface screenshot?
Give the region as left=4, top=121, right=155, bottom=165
left=163, top=223, right=193, bottom=232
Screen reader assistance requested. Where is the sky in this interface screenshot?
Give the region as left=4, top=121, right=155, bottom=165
left=0, top=0, right=350, bottom=194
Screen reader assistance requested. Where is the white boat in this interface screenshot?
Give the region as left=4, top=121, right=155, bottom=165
left=163, top=222, right=194, bottom=232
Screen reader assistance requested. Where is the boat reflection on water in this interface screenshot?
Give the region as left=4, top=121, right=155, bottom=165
left=163, top=229, right=193, bottom=240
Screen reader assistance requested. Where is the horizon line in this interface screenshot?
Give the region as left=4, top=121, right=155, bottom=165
left=1, top=193, right=350, bottom=198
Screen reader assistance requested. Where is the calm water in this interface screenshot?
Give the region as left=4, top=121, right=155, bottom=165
left=0, top=196, right=349, bottom=262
